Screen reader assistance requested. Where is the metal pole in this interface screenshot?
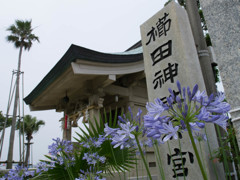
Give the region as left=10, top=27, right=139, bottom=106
left=18, top=79, right=21, bottom=164
left=22, top=72, right=25, bottom=164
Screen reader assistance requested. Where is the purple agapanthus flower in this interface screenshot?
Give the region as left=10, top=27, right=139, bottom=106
left=146, top=98, right=169, bottom=120
left=144, top=138, right=154, bottom=147
left=83, top=152, right=106, bottom=165
left=189, top=122, right=201, bottom=131
left=105, top=121, right=136, bottom=149
left=47, top=138, right=75, bottom=168
left=210, top=114, right=229, bottom=131
left=4, top=165, right=36, bottom=180
left=75, top=167, right=106, bottom=180
left=4, top=165, right=24, bottom=180
left=159, top=122, right=179, bottom=142
left=117, top=122, right=136, bottom=140
left=104, top=107, right=145, bottom=149
left=24, top=170, right=35, bottom=177
left=83, top=152, right=97, bottom=165
left=48, top=138, right=73, bottom=156
left=80, top=135, right=106, bottom=149
left=193, top=132, right=207, bottom=143
left=36, top=162, right=49, bottom=173
left=144, top=80, right=230, bottom=143
left=95, top=135, right=105, bottom=147
left=111, top=134, right=132, bottom=149
left=195, top=107, right=210, bottom=121
left=104, top=123, right=119, bottom=137
left=76, top=168, right=106, bottom=180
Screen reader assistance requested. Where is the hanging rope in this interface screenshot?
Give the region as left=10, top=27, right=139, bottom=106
left=68, top=105, right=96, bottom=124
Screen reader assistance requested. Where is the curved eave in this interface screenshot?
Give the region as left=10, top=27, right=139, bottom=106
left=24, top=44, right=143, bottom=105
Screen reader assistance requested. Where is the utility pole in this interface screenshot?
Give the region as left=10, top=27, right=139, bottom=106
left=7, top=45, right=23, bottom=169
left=7, top=46, right=22, bottom=169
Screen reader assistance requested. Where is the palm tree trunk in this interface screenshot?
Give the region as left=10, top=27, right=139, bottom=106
left=24, top=139, right=31, bottom=167
left=7, top=45, right=23, bottom=169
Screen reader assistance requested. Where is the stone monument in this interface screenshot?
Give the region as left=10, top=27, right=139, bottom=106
left=140, top=1, right=225, bottom=179
left=199, top=0, right=240, bottom=148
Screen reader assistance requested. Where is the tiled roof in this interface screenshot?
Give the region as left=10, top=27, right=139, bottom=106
left=24, top=44, right=143, bottom=105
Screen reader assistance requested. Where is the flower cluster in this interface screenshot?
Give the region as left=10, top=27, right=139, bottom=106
left=144, top=81, right=230, bottom=142
left=75, top=169, right=106, bottom=180
left=104, top=108, right=144, bottom=149
left=80, top=135, right=105, bottom=148
left=1, top=165, right=35, bottom=180
left=48, top=138, right=74, bottom=156
left=48, top=138, right=75, bottom=167
left=77, top=134, right=107, bottom=180
left=82, top=152, right=106, bottom=165
left=36, top=162, right=49, bottom=174
left=79, top=134, right=107, bottom=179
left=193, top=132, right=207, bottom=143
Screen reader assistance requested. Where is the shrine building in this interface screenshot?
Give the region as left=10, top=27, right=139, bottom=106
left=24, top=41, right=148, bottom=141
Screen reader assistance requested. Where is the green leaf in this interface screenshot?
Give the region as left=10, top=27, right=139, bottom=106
left=35, top=112, right=137, bottom=179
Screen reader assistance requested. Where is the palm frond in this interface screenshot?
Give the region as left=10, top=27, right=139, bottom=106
left=6, top=19, right=39, bottom=51
left=16, top=115, right=45, bottom=137
left=35, top=109, right=136, bottom=179
left=76, top=110, right=136, bottom=173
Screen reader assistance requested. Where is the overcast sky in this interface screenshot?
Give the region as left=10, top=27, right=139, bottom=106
left=0, top=0, right=168, bottom=165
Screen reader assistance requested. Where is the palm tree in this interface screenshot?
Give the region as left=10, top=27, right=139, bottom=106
left=0, top=111, right=12, bottom=132
left=16, top=115, right=45, bottom=166
left=0, top=111, right=12, bottom=160
left=6, top=20, right=39, bottom=169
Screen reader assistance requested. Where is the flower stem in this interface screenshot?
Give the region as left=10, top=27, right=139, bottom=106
left=121, top=149, right=127, bottom=180
left=167, top=142, right=179, bottom=180
left=135, top=155, right=139, bottom=180
left=154, top=141, right=165, bottom=180
left=204, top=128, right=219, bottom=180
left=215, top=125, right=231, bottom=179
left=64, top=160, right=75, bottom=180
left=135, top=135, right=152, bottom=180
left=178, top=138, right=186, bottom=180
left=186, top=124, right=208, bottom=180
left=110, top=143, right=122, bottom=180
left=198, top=141, right=207, bottom=175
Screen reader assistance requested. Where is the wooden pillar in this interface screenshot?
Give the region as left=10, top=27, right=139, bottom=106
left=88, top=95, right=104, bottom=130
left=62, top=111, right=72, bottom=141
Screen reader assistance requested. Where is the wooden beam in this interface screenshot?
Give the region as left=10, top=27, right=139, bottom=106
left=29, top=105, right=56, bottom=111
left=120, top=71, right=145, bottom=87
left=103, top=84, right=129, bottom=97
left=92, top=75, right=116, bottom=89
